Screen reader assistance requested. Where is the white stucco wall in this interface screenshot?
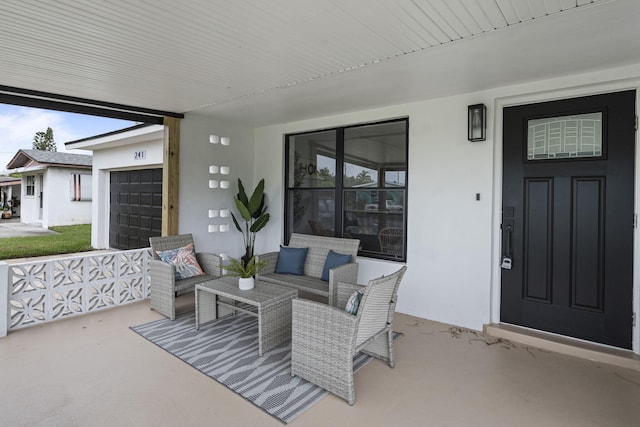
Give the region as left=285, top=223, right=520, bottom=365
left=252, top=94, right=494, bottom=332
left=173, top=63, right=640, bottom=353
left=20, top=168, right=91, bottom=227
left=44, top=168, right=92, bottom=227
left=178, top=113, right=257, bottom=259
left=248, top=63, right=640, bottom=354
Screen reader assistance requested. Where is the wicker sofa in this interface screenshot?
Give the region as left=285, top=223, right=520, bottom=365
left=256, top=233, right=360, bottom=306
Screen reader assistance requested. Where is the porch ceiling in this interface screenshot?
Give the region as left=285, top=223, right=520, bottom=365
left=0, top=0, right=639, bottom=126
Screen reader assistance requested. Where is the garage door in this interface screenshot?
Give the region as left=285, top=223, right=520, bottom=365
left=110, top=169, right=162, bottom=249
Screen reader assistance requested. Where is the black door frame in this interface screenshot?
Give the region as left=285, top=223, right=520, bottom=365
left=491, top=88, right=639, bottom=354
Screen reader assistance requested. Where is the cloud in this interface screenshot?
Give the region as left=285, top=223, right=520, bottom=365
left=1, top=106, right=71, bottom=167
left=0, top=105, right=100, bottom=170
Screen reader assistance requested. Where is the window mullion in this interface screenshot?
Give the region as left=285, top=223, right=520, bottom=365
left=335, top=128, right=345, bottom=237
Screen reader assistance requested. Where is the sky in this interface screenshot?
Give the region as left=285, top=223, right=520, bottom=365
left=0, top=103, right=137, bottom=171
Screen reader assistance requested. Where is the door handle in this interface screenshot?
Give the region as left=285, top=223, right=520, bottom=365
left=501, top=219, right=514, bottom=270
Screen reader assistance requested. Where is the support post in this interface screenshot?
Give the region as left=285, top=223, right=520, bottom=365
left=162, top=116, right=180, bottom=236
left=0, top=261, right=9, bottom=337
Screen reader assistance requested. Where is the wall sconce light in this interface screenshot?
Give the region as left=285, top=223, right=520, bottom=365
left=219, top=224, right=229, bottom=232
left=208, top=209, right=219, bottom=218
left=468, top=104, right=487, bottom=142
left=219, top=166, right=230, bottom=175
left=220, top=209, right=230, bottom=217
left=209, top=179, right=219, bottom=189
left=208, top=224, right=219, bottom=233
left=209, top=135, right=220, bottom=144
left=220, top=136, right=231, bottom=146
left=209, top=165, right=219, bottom=174
left=220, top=180, right=230, bottom=189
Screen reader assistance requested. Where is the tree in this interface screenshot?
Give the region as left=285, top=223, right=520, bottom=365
left=344, top=169, right=374, bottom=187
left=33, top=127, right=57, bottom=151
left=355, top=169, right=373, bottom=183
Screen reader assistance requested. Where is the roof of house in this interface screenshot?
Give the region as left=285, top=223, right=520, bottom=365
left=0, top=176, right=21, bottom=185
left=6, top=149, right=92, bottom=170
left=65, top=123, right=154, bottom=146
left=64, top=123, right=164, bottom=151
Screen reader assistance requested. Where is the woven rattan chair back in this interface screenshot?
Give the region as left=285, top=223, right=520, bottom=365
left=149, top=234, right=195, bottom=259
left=288, top=233, right=360, bottom=278
left=354, top=266, right=407, bottom=347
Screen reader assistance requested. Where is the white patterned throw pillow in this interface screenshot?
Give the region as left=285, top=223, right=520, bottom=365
left=345, top=288, right=364, bottom=315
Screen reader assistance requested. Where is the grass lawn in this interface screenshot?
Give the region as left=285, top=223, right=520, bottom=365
left=0, top=224, right=93, bottom=260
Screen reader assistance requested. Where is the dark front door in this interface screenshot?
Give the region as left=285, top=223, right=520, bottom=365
left=501, top=90, right=635, bottom=349
left=110, top=169, right=163, bottom=250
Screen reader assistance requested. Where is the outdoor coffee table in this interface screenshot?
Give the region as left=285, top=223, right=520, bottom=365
left=195, top=277, right=298, bottom=356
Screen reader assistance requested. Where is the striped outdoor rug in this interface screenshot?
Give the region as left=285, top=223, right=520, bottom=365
left=130, top=312, right=376, bottom=424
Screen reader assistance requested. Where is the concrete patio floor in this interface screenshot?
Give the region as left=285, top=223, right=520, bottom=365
left=1, top=294, right=639, bottom=427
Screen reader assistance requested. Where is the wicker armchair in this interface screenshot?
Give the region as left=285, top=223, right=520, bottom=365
left=291, top=266, right=407, bottom=405
left=149, top=234, right=222, bottom=320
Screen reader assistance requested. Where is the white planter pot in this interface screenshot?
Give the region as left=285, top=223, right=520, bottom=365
left=238, top=277, right=254, bottom=290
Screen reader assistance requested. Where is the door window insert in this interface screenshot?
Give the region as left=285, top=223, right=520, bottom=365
left=527, top=112, right=603, bottom=160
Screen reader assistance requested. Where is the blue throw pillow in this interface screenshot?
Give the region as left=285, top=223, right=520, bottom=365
left=275, top=246, right=308, bottom=275
left=321, top=250, right=352, bottom=281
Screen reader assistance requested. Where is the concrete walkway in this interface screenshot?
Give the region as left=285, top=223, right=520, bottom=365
left=0, top=219, right=57, bottom=238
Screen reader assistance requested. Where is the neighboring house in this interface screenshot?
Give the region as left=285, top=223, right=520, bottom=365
left=0, top=175, right=21, bottom=216
left=5, top=149, right=92, bottom=228
left=65, top=124, right=164, bottom=250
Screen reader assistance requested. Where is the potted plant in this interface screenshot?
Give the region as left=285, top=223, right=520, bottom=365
left=231, top=178, right=270, bottom=265
left=223, top=256, right=267, bottom=290
left=10, top=196, right=19, bottom=215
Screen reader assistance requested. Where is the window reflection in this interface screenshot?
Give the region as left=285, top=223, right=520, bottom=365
left=286, top=119, right=408, bottom=261
left=343, top=189, right=404, bottom=258
left=288, top=130, right=336, bottom=188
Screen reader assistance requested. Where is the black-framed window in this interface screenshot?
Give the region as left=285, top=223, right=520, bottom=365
left=285, top=118, right=408, bottom=261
